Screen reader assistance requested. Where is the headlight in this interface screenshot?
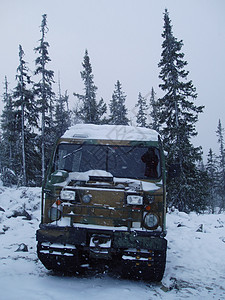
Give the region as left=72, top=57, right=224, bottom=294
left=48, top=207, right=62, bottom=221
left=60, top=190, right=76, bottom=201
left=143, top=213, right=158, bottom=229
left=82, top=194, right=92, bottom=204
left=127, top=195, right=143, bottom=205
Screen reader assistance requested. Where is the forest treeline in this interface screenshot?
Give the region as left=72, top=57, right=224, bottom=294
left=0, top=11, right=224, bottom=213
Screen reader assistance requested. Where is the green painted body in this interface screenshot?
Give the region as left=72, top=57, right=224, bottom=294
left=36, top=125, right=167, bottom=281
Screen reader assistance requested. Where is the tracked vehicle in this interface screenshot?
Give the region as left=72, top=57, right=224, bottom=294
left=36, top=124, right=167, bottom=281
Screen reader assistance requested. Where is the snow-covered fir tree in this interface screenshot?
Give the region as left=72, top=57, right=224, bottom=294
left=135, top=92, right=148, bottom=127
left=206, top=148, right=220, bottom=213
left=1, top=77, right=14, bottom=168
left=216, top=119, right=225, bottom=211
left=149, top=87, right=160, bottom=131
left=109, top=80, right=129, bottom=125
left=34, top=14, right=55, bottom=181
left=0, top=77, right=17, bottom=186
left=158, top=9, right=205, bottom=212
left=13, top=45, right=39, bottom=186
left=74, top=50, right=107, bottom=124
left=54, top=78, right=71, bottom=139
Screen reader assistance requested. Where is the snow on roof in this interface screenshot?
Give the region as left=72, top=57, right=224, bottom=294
left=62, top=124, right=159, bottom=142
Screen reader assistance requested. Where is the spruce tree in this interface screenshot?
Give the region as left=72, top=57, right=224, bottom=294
left=74, top=50, right=106, bottom=124
left=13, top=45, right=38, bottom=186
left=109, top=80, right=129, bottom=125
left=34, top=14, right=55, bottom=181
left=54, top=79, right=71, bottom=139
left=206, top=148, right=220, bottom=213
left=135, top=92, right=148, bottom=127
left=149, top=87, right=160, bottom=131
left=216, top=119, right=225, bottom=211
left=158, top=9, right=204, bottom=212
left=1, top=77, right=17, bottom=186
left=1, top=77, right=14, bottom=169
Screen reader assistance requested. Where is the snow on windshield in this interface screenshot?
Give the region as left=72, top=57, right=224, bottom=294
left=54, top=170, right=161, bottom=192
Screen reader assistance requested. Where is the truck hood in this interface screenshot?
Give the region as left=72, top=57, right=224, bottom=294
left=51, top=169, right=162, bottom=192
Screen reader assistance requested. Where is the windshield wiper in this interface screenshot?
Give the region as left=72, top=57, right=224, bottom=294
left=63, top=145, right=82, bottom=159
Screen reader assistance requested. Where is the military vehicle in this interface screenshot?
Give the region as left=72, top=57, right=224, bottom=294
left=36, top=124, right=167, bottom=281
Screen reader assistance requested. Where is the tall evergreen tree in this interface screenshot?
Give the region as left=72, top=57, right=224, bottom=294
left=1, top=77, right=17, bottom=186
left=158, top=9, right=204, bottom=211
left=54, top=78, right=71, bottom=139
left=109, top=80, right=129, bottom=125
left=74, top=50, right=106, bottom=124
left=206, top=148, right=220, bottom=213
left=216, top=119, right=225, bottom=211
left=34, top=14, right=55, bottom=181
left=13, top=45, right=38, bottom=185
left=149, top=87, right=160, bottom=131
left=135, top=92, right=148, bottom=127
left=1, top=77, right=14, bottom=169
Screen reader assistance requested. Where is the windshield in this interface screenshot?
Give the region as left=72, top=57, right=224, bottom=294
left=53, top=143, right=161, bottom=179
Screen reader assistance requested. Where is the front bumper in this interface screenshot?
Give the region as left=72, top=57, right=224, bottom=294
left=36, top=224, right=167, bottom=282
left=36, top=224, right=167, bottom=256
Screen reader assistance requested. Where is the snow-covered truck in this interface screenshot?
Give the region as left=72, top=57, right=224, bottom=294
left=36, top=124, right=167, bottom=281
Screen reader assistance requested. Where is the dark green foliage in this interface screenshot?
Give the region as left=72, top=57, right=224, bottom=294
left=54, top=80, right=71, bottom=139
left=1, top=77, right=16, bottom=173
left=216, top=120, right=225, bottom=211
left=149, top=87, right=160, bottom=131
left=204, top=121, right=225, bottom=213
left=206, top=148, right=220, bottom=213
left=1, top=63, right=39, bottom=187
left=13, top=45, right=39, bottom=185
left=74, top=50, right=107, bottom=124
left=135, top=92, right=148, bottom=127
left=1, top=14, right=56, bottom=186
left=158, top=9, right=205, bottom=212
left=109, top=80, right=129, bottom=125
left=0, top=78, right=18, bottom=186
left=34, top=14, right=55, bottom=181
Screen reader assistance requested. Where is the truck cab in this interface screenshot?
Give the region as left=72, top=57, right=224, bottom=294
left=36, top=124, right=167, bottom=281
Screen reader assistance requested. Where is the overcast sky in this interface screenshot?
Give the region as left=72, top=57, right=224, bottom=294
left=0, top=0, right=224, bottom=159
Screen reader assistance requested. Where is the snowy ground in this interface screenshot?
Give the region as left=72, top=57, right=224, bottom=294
left=0, top=186, right=225, bottom=300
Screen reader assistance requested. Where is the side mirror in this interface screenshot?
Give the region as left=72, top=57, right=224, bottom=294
left=50, top=170, right=69, bottom=184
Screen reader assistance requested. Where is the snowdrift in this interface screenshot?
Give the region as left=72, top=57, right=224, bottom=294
left=0, top=185, right=225, bottom=299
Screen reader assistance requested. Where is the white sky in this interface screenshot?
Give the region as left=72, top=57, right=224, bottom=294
left=0, top=0, right=224, bottom=160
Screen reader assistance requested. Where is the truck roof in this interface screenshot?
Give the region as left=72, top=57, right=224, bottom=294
left=62, top=124, right=159, bottom=142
